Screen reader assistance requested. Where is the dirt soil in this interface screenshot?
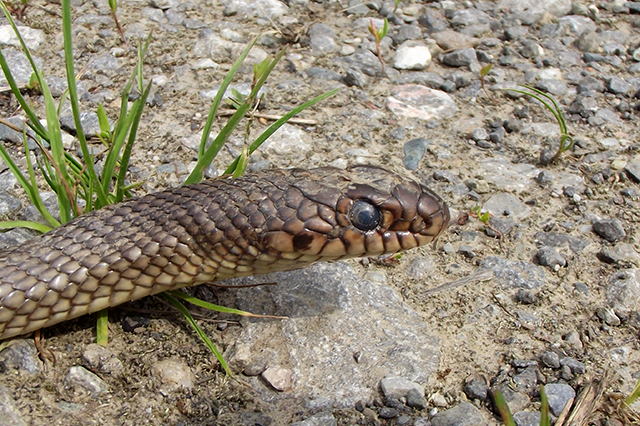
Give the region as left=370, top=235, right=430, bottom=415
left=0, top=0, right=640, bottom=425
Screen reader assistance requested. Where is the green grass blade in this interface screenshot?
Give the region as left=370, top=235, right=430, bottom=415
left=625, top=376, right=640, bottom=406
left=62, top=0, right=107, bottom=209
left=25, top=138, right=62, bottom=228
left=101, top=82, right=136, bottom=199
left=232, top=146, right=249, bottom=178
left=96, top=309, right=108, bottom=346
left=540, top=385, right=550, bottom=426
left=167, top=290, right=284, bottom=318
left=0, top=221, right=52, bottom=233
left=111, top=70, right=135, bottom=145
left=518, top=85, right=566, bottom=132
left=223, top=88, right=341, bottom=175
left=493, top=390, right=516, bottom=426
left=185, top=102, right=251, bottom=184
left=198, top=35, right=259, bottom=158
left=115, top=80, right=152, bottom=201
left=160, top=292, right=232, bottom=376
left=247, top=48, right=287, bottom=101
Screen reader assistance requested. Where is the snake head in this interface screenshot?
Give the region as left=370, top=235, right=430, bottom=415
left=259, top=165, right=449, bottom=264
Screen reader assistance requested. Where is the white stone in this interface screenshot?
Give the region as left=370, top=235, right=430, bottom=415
left=262, top=366, right=293, bottom=391
left=538, top=68, right=562, bottom=80
left=393, top=42, right=432, bottom=70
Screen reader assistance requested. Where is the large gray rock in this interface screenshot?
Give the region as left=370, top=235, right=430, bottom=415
left=224, top=262, right=440, bottom=410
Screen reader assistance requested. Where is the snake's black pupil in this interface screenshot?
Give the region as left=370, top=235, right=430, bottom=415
left=350, top=200, right=380, bottom=231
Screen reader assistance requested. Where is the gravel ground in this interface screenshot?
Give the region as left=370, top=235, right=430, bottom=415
left=1, top=0, right=640, bottom=425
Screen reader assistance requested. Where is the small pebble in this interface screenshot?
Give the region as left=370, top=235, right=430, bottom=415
left=406, top=388, right=428, bottom=410
left=464, top=374, right=489, bottom=401
left=592, top=218, right=626, bottom=242
left=544, top=383, right=575, bottom=417
left=560, top=357, right=586, bottom=375
left=378, top=407, right=399, bottom=419
left=540, top=351, right=561, bottom=369
left=261, top=366, right=293, bottom=391
left=536, top=246, right=567, bottom=269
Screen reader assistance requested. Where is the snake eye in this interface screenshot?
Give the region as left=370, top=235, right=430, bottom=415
left=350, top=200, right=380, bottom=231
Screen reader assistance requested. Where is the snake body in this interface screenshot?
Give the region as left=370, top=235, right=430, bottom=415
left=0, top=166, right=449, bottom=340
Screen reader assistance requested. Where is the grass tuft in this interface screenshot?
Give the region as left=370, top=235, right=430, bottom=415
left=0, top=1, right=338, bottom=368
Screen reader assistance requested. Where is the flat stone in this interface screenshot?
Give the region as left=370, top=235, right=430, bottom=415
left=592, top=218, right=626, bottom=242
left=478, top=158, right=540, bottom=193
left=513, top=411, right=541, bottom=426
left=226, top=262, right=440, bottom=410
left=464, top=374, right=489, bottom=401
left=308, top=23, right=339, bottom=56
left=560, top=357, right=586, bottom=374
left=387, top=84, right=458, bottom=121
left=541, top=351, right=561, bottom=369
left=431, top=30, right=479, bottom=51
left=536, top=246, right=567, bottom=269
left=0, top=192, right=22, bottom=219
left=406, top=388, right=428, bottom=409
left=441, top=47, right=478, bottom=68
left=59, top=111, right=104, bottom=138
left=0, top=49, right=44, bottom=86
left=492, top=384, right=531, bottom=413
left=624, top=162, right=640, bottom=183
left=431, top=401, right=488, bottom=426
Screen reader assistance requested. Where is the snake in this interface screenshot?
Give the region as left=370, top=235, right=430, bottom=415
left=0, top=165, right=450, bottom=340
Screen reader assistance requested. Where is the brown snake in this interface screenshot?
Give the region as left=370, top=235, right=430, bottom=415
left=0, top=166, right=449, bottom=340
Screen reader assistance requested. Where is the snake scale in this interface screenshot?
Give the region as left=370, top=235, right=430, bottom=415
left=0, top=165, right=450, bottom=340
